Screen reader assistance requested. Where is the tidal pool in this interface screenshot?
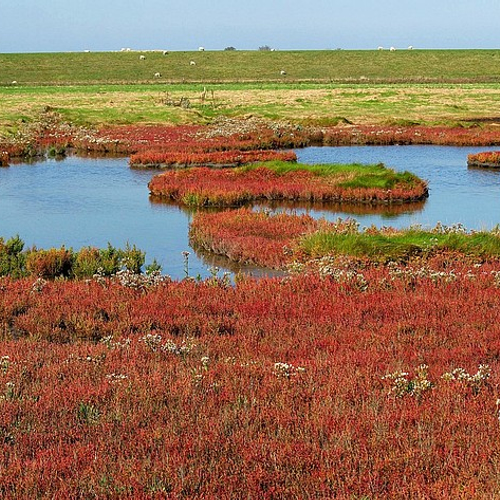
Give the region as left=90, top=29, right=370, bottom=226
left=0, top=145, right=498, bottom=278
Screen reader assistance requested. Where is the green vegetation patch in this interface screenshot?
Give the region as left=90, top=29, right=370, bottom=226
left=299, top=226, right=500, bottom=262
left=242, top=160, right=423, bottom=189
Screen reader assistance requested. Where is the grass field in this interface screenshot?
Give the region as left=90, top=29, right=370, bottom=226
left=3, top=50, right=500, bottom=85
left=1, top=50, right=500, bottom=133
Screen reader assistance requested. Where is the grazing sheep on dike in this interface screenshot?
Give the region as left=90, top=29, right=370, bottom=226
left=139, top=55, right=146, bottom=60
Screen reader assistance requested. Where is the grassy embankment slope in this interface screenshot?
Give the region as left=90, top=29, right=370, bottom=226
left=1, top=50, right=500, bottom=133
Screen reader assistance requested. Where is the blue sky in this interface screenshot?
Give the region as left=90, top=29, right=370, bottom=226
left=0, top=0, right=498, bottom=53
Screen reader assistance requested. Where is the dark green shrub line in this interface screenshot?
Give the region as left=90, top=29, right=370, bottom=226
left=0, top=236, right=160, bottom=279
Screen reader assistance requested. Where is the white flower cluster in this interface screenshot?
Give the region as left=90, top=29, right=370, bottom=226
left=163, top=338, right=196, bottom=356
left=441, top=364, right=491, bottom=393
left=388, top=264, right=459, bottom=284
left=140, top=334, right=196, bottom=356
left=31, top=277, right=47, bottom=293
left=382, top=364, right=433, bottom=398
left=291, top=256, right=368, bottom=290
left=273, top=361, right=306, bottom=379
left=384, top=363, right=492, bottom=399
left=100, top=336, right=132, bottom=349
left=92, top=269, right=171, bottom=289
left=139, top=333, right=163, bottom=351
left=106, top=373, right=128, bottom=383
left=113, top=269, right=171, bottom=290
left=431, top=222, right=468, bottom=235
left=65, top=354, right=106, bottom=364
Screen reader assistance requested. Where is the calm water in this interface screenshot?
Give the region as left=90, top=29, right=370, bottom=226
left=1, top=145, right=499, bottom=278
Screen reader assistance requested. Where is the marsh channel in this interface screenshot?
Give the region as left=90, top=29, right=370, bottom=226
left=1, top=145, right=499, bottom=279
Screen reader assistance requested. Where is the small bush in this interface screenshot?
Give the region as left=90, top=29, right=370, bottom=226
left=121, top=243, right=145, bottom=274
left=73, top=247, right=103, bottom=279
left=0, top=235, right=26, bottom=278
left=26, top=247, right=73, bottom=279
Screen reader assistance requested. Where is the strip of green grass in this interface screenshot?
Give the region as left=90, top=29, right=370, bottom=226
left=241, top=161, right=423, bottom=189
left=2, top=81, right=500, bottom=132
left=299, top=228, right=500, bottom=261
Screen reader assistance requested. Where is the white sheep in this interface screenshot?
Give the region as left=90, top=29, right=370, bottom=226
left=190, top=60, right=196, bottom=66
left=162, top=50, right=169, bottom=56
left=280, top=70, right=287, bottom=76
left=408, top=45, right=414, bottom=50
left=11, top=81, right=17, bottom=85
left=198, top=46, right=205, bottom=51
left=154, top=72, right=161, bottom=78
left=390, top=46, right=396, bottom=52
left=377, top=46, right=384, bottom=51
left=139, top=55, right=146, bottom=60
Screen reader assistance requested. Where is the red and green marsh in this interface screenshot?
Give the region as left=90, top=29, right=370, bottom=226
left=149, top=160, right=428, bottom=207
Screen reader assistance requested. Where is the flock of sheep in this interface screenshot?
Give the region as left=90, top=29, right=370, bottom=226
left=86, top=45, right=416, bottom=82
left=7, top=45, right=418, bottom=85
left=378, top=45, right=414, bottom=51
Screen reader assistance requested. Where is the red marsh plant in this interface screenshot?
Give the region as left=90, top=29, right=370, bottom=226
left=467, top=151, right=500, bottom=167
left=129, top=149, right=297, bottom=168
left=80, top=121, right=309, bottom=157
left=321, top=124, right=500, bottom=147
left=149, top=160, right=428, bottom=207
left=2, top=271, right=500, bottom=497
left=5, top=116, right=500, bottom=164
left=189, top=208, right=342, bottom=269
left=189, top=210, right=500, bottom=270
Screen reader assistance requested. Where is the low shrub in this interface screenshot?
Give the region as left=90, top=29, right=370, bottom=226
left=1, top=270, right=500, bottom=496
left=25, top=248, right=73, bottom=279
left=0, top=238, right=150, bottom=279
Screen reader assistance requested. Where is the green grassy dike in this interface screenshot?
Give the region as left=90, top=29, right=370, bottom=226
left=2, top=50, right=500, bottom=85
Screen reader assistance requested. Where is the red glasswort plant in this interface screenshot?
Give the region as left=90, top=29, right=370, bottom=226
left=189, top=208, right=336, bottom=269
left=467, top=151, right=500, bottom=167
left=2, top=268, right=500, bottom=497
left=149, top=162, right=428, bottom=207
left=130, top=149, right=297, bottom=168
